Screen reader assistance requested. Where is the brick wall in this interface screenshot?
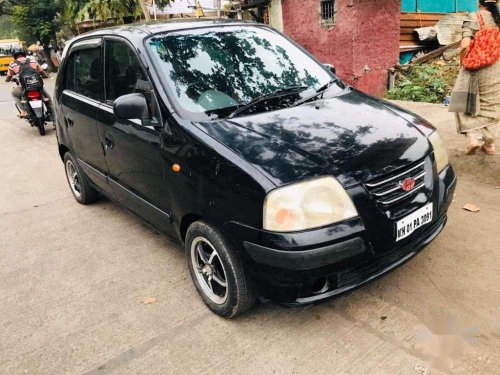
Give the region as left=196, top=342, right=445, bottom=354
left=281, top=0, right=401, bottom=95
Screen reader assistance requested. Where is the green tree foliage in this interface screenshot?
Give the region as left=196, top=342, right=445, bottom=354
left=3, top=0, right=63, bottom=45
left=65, top=0, right=139, bottom=24
left=0, top=0, right=173, bottom=70
left=0, top=15, right=16, bottom=39
left=0, top=0, right=63, bottom=70
left=1, top=0, right=174, bottom=43
left=64, top=0, right=173, bottom=26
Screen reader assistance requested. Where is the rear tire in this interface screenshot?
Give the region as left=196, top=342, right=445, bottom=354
left=35, top=118, right=45, bottom=136
left=186, top=221, right=256, bottom=318
left=63, top=152, right=99, bottom=204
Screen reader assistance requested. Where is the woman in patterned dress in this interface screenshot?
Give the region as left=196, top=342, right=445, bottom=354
left=449, top=0, right=500, bottom=155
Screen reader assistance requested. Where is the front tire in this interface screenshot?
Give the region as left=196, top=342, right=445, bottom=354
left=186, top=221, right=256, bottom=318
left=63, top=152, right=99, bottom=204
left=35, top=118, right=45, bottom=136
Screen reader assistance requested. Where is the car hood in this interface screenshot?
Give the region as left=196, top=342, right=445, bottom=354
left=195, top=89, right=431, bottom=188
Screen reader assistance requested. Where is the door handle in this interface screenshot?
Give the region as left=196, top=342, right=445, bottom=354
left=65, top=116, right=74, bottom=128
left=104, top=132, right=114, bottom=150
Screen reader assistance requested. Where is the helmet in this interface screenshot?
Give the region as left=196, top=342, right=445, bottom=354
left=13, top=49, right=26, bottom=59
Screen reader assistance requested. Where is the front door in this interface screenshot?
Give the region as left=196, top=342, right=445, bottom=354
left=96, top=38, right=172, bottom=233
left=60, top=38, right=111, bottom=194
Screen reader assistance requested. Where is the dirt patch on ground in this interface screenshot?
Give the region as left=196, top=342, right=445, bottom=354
left=449, top=149, right=500, bottom=185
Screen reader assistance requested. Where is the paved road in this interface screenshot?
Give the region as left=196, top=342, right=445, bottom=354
left=0, top=78, right=498, bottom=375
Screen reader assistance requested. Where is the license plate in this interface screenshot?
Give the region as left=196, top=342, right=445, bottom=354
left=396, top=203, right=433, bottom=242
left=29, top=100, right=43, bottom=109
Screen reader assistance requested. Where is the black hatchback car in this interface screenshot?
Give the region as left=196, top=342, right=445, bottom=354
left=54, top=20, right=456, bottom=318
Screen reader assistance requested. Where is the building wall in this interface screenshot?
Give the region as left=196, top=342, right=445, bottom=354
left=281, top=0, right=401, bottom=95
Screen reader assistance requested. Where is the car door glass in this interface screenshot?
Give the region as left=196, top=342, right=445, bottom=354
left=73, top=47, right=101, bottom=100
left=105, top=40, right=160, bottom=126
left=64, top=53, right=75, bottom=91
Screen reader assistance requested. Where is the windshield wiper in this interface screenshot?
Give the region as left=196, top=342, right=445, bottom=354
left=227, top=86, right=308, bottom=119
left=292, top=77, right=344, bottom=107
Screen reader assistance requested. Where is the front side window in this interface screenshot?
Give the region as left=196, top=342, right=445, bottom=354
left=105, top=40, right=160, bottom=124
left=147, top=26, right=337, bottom=119
left=71, top=47, right=101, bottom=100
left=64, top=53, right=75, bottom=92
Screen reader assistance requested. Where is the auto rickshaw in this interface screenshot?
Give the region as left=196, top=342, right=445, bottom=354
left=0, top=39, right=26, bottom=75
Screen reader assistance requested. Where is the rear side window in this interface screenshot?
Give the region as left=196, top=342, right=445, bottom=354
left=65, top=47, right=101, bottom=100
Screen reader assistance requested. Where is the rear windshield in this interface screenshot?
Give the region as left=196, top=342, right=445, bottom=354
left=147, top=26, right=336, bottom=119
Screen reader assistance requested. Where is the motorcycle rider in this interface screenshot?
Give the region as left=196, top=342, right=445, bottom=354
left=5, top=50, right=53, bottom=119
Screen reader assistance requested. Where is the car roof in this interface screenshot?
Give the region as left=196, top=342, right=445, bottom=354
left=68, top=18, right=260, bottom=45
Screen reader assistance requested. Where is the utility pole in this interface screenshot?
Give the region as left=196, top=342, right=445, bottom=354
left=217, top=0, right=221, bottom=18
left=153, top=0, right=157, bottom=20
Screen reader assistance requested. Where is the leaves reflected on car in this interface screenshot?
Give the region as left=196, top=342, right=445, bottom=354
left=227, top=85, right=308, bottom=119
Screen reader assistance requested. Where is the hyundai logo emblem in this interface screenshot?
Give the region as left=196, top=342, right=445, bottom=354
left=401, top=177, right=416, bottom=192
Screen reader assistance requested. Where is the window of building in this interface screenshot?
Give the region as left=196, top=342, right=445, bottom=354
left=320, top=0, right=336, bottom=27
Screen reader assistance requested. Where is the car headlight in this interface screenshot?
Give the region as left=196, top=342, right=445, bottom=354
left=263, top=177, right=358, bottom=232
left=428, top=131, right=449, bottom=173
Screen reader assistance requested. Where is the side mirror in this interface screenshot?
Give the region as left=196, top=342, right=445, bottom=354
left=324, top=63, right=336, bottom=75
left=113, top=93, right=150, bottom=121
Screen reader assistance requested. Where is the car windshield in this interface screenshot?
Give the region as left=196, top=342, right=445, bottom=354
left=147, top=26, right=339, bottom=119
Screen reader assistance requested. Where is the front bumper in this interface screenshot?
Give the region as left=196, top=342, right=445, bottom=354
left=224, top=164, right=457, bottom=305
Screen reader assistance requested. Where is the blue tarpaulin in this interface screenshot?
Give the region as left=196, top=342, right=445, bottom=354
left=402, top=0, right=478, bottom=13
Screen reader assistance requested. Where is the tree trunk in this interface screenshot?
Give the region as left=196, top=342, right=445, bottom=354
left=41, top=46, right=57, bottom=73
left=138, top=0, right=151, bottom=21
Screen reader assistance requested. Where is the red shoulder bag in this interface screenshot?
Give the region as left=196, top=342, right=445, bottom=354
left=462, top=12, right=500, bottom=71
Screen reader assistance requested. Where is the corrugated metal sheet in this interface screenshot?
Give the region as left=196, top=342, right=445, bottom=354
left=456, top=0, right=478, bottom=12
left=400, top=12, right=445, bottom=50
left=401, top=0, right=415, bottom=12
left=419, top=0, right=455, bottom=13
left=411, top=13, right=468, bottom=45
left=401, top=0, right=478, bottom=13
left=435, top=13, right=469, bottom=45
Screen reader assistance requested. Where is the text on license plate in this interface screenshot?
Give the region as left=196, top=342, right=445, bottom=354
left=29, top=100, right=43, bottom=109
left=396, top=203, right=433, bottom=242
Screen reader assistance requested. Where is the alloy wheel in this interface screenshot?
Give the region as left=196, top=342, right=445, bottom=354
left=190, top=237, right=228, bottom=304
left=65, top=159, right=81, bottom=198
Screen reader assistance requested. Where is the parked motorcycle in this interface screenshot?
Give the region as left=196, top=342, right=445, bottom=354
left=37, top=58, right=49, bottom=72
left=13, top=76, right=51, bottom=136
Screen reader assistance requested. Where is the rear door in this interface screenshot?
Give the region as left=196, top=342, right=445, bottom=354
left=96, top=37, right=172, bottom=232
left=61, top=38, right=111, bottom=193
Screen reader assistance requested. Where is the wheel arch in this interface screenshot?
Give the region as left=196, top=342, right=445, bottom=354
left=179, top=213, right=203, bottom=243
left=58, top=144, right=70, bottom=161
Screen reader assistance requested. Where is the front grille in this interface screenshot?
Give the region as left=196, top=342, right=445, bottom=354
left=364, top=161, right=426, bottom=207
